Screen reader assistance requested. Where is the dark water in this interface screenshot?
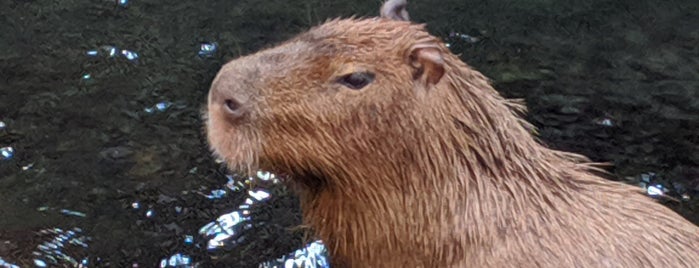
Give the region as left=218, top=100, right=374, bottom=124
left=0, top=0, right=697, bottom=267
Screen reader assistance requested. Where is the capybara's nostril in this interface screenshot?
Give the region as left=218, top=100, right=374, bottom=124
left=224, top=98, right=241, bottom=113
left=221, top=97, right=246, bottom=118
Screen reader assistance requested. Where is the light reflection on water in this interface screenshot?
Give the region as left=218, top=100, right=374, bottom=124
left=32, top=228, right=90, bottom=268
left=0, top=258, right=19, bottom=268
left=0, top=146, right=14, bottom=161
left=259, top=240, right=330, bottom=268
left=160, top=171, right=329, bottom=268
left=0, top=170, right=329, bottom=267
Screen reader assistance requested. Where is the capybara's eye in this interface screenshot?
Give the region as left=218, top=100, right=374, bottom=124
left=337, top=72, right=375, bottom=90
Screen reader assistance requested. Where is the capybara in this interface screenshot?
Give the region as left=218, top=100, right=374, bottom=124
left=205, top=0, right=699, bottom=267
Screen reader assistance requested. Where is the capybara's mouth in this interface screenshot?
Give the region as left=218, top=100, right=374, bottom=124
left=205, top=114, right=262, bottom=178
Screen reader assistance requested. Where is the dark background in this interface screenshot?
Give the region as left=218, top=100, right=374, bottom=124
left=0, top=0, right=697, bottom=267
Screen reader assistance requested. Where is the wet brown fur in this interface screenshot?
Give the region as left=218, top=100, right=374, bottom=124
left=205, top=2, right=699, bottom=267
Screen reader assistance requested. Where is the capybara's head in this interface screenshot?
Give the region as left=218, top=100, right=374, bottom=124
left=212, top=14, right=422, bottom=171
left=206, top=0, right=529, bottom=190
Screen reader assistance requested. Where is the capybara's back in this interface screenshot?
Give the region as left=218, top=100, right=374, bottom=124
left=205, top=0, right=699, bottom=267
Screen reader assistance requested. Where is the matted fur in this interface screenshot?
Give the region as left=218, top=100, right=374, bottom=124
left=205, top=1, right=699, bottom=267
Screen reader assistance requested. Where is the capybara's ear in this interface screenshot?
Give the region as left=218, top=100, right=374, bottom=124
left=409, top=43, right=445, bottom=87
left=380, top=0, right=410, bottom=21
